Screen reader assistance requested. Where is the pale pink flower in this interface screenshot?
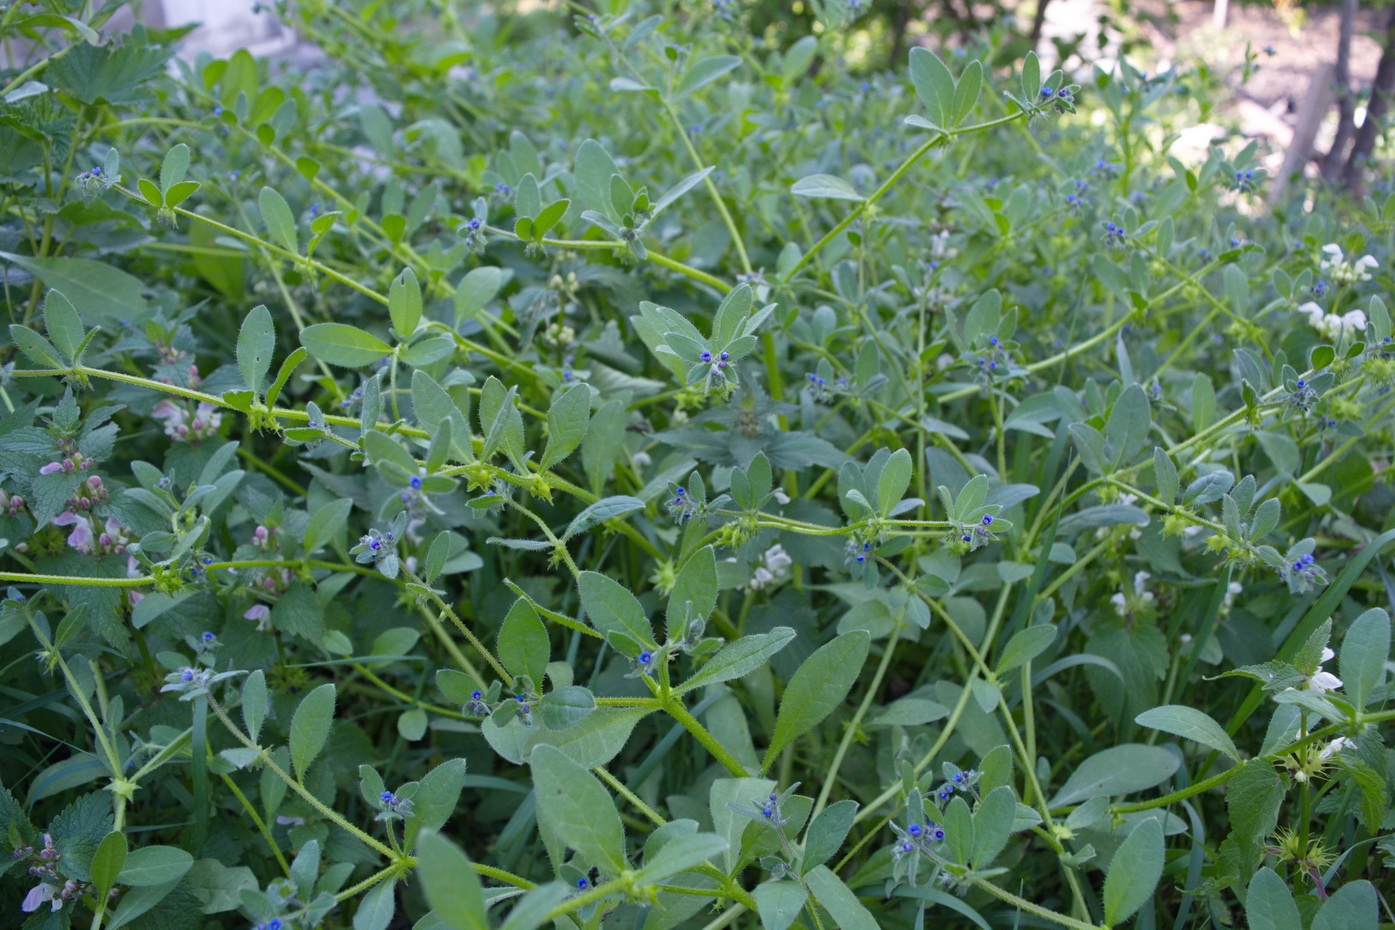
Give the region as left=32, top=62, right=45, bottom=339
left=52, top=512, right=93, bottom=553
left=244, top=604, right=272, bottom=631
left=22, top=882, right=61, bottom=913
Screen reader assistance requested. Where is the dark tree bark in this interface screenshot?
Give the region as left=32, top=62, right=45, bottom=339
left=1342, top=7, right=1395, bottom=194
left=1323, top=0, right=1359, bottom=180
left=1029, top=0, right=1052, bottom=51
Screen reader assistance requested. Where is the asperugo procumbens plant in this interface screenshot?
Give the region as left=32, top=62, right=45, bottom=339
left=1, top=1, right=1393, bottom=929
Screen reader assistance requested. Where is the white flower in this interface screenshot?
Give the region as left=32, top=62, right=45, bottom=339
left=1223, top=581, right=1243, bottom=608
left=1318, top=736, right=1355, bottom=760
left=1297, top=302, right=1367, bottom=340
left=772, top=489, right=791, bottom=505
left=745, top=544, right=793, bottom=593
left=631, top=451, right=652, bottom=468
left=1111, top=571, right=1155, bottom=617
left=1319, top=243, right=1378, bottom=283
left=1309, top=647, right=1344, bottom=693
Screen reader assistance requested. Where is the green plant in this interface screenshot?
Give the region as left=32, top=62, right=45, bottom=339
left=1, top=1, right=1392, bottom=929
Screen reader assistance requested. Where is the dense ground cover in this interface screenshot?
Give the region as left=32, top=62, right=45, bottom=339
left=1, top=1, right=1393, bottom=928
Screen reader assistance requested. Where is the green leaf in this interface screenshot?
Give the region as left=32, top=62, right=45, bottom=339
left=389, top=267, right=422, bottom=337
left=667, top=546, right=717, bottom=643
left=1312, top=880, right=1377, bottom=930
left=1105, top=383, right=1150, bottom=467
left=137, top=177, right=163, bottom=207
left=301, top=322, right=393, bottom=368
left=242, top=670, right=269, bottom=743
left=1047, top=744, right=1180, bottom=806
left=952, top=59, right=983, bottom=124
left=1135, top=705, right=1240, bottom=762
left=0, top=251, right=150, bottom=324
left=258, top=186, right=299, bottom=254
left=1153, top=447, right=1178, bottom=502
left=405, top=758, right=467, bottom=847
left=499, top=599, right=550, bottom=687
left=678, top=627, right=795, bottom=695
left=676, top=55, right=740, bottom=98
left=453, top=266, right=504, bottom=324
left=160, top=143, right=190, bottom=194
left=1245, top=868, right=1300, bottom=930
left=876, top=448, right=912, bottom=516
left=91, top=830, right=128, bottom=898
left=115, top=845, right=193, bottom=886
left=237, top=305, right=275, bottom=395
left=416, top=831, right=487, bottom=930
left=996, top=624, right=1056, bottom=673
left=578, top=571, right=654, bottom=649
left=541, top=383, right=591, bottom=469
left=1339, top=608, right=1390, bottom=709
left=791, top=174, right=864, bottom=202
left=304, top=497, right=353, bottom=554
left=353, top=878, right=396, bottom=930
left=42, top=289, right=84, bottom=363
left=289, top=683, right=336, bottom=781
left=635, top=832, right=726, bottom=883
left=762, top=631, right=869, bottom=772
left=266, top=347, right=306, bottom=408
left=362, top=430, right=420, bottom=481
left=1103, top=818, right=1163, bottom=925
left=1019, top=51, right=1042, bottom=102
left=163, top=180, right=200, bottom=208
left=9, top=324, right=65, bottom=368
left=801, top=799, right=857, bottom=874
left=754, top=881, right=807, bottom=930
left=969, top=785, right=1016, bottom=868
left=530, top=744, right=626, bottom=872
left=563, top=495, right=643, bottom=540
left=909, top=47, right=955, bottom=128
left=805, top=864, right=878, bottom=930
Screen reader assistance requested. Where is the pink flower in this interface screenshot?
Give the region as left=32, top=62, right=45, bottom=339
left=244, top=604, right=271, bottom=631
left=38, top=461, right=64, bottom=475
left=151, top=400, right=186, bottom=436
left=52, top=512, right=93, bottom=553
left=22, top=882, right=61, bottom=913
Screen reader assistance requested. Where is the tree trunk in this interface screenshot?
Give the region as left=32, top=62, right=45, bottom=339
left=1323, top=0, right=1359, bottom=180
left=1342, top=7, right=1395, bottom=194
left=1029, top=0, right=1053, bottom=52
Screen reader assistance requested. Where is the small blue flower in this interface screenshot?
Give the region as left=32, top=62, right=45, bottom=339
left=720, top=351, right=730, bottom=361
left=410, top=476, right=423, bottom=490
left=576, top=878, right=588, bottom=889
left=380, top=791, right=395, bottom=804
left=202, top=632, right=215, bottom=642
left=472, top=689, right=483, bottom=700
left=204, top=557, right=214, bottom=565
left=700, top=351, right=712, bottom=362
left=180, top=668, right=194, bottom=681
left=981, top=514, right=994, bottom=526
left=908, top=823, right=923, bottom=836
left=762, top=808, right=773, bottom=818
left=639, top=651, right=653, bottom=664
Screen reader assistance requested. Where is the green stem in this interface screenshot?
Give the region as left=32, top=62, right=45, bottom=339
left=666, top=697, right=748, bottom=776
left=204, top=695, right=399, bottom=859
left=974, top=878, right=1104, bottom=930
